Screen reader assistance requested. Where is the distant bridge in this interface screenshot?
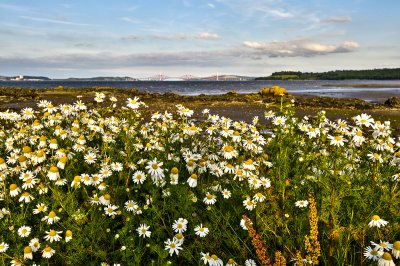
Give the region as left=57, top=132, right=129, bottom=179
left=140, top=74, right=252, bottom=81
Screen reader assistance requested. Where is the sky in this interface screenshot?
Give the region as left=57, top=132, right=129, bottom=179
left=0, top=0, right=399, bottom=79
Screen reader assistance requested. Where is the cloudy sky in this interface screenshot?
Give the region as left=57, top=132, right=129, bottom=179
left=0, top=0, right=399, bottom=78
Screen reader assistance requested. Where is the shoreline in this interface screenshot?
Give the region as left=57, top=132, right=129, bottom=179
left=1, top=86, right=400, bottom=132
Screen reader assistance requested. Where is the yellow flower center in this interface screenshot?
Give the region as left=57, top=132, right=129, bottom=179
left=380, top=243, right=387, bottom=248
left=382, top=252, right=392, bottom=260
left=48, top=211, right=56, bottom=218
left=393, top=241, right=400, bottom=250
left=23, top=146, right=32, bottom=153
left=176, top=233, right=183, bottom=239
left=245, top=159, right=253, bottom=165
left=356, top=131, right=363, bottom=136
left=211, top=255, right=218, bottom=260
left=152, top=163, right=158, bottom=170
left=49, top=166, right=58, bottom=173
left=224, top=146, right=234, bottom=152
left=19, top=155, right=27, bottom=162
left=50, top=139, right=57, bottom=144
left=171, top=167, right=179, bottom=174
left=371, top=250, right=378, bottom=255
left=10, top=184, right=17, bottom=190
left=334, top=135, right=342, bottom=141
left=44, top=246, right=52, bottom=252
left=38, top=205, right=45, bottom=212
left=169, top=243, right=176, bottom=248
left=49, top=230, right=57, bottom=237
left=73, top=176, right=81, bottom=182
left=60, top=156, right=68, bottom=163
left=22, top=192, right=30, bottom=197
left=104, top=194, right=111, bottom=200
left=66, top=230, right=72, bottom=237
left=191, top=174, right=198, bottom=179
left=207, top=194, right=214, bottom=200
left=372, top=215, right=380, bottom=221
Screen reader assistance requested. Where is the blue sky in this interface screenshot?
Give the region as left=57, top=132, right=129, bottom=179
left=0, top=0, right=399, bottom=78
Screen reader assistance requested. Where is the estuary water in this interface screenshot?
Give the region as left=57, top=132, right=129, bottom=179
left=1, top=79, right=400, bottom=103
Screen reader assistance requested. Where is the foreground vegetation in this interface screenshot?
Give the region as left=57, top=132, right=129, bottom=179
left=0, top=92, right=399, bottom=265
left=256, top=68, right=400, bottom=80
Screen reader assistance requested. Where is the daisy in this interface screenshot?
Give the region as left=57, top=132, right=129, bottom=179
left=24, top=246, right=33, bottom=260
left=0, top=242, right=9, bottom=252
left=71, top=175, right=81, bottom=187
left=84, top=152, right=97, bottom=164
left=354, top=113, right=374, bottom=127
left=260, top=177, right=271, bottom=188
left=29, top=238, right=41, bottom=252
left=81, top=173, right=92, bottom=186
left=172, top=218, right=188, bottom=233
left=391, top=241, right=400, bottom=259
left=18, top=225, right=31, bottom=237
left=19, top=191, right=34, bottom=203
left=378, top=252, right=395, bottom=266
left=364, top=246, right=383, bottom=261
left=22, top=176, right=37, bottom=189
left=132, top=170, right=146, bottom=184
left=242, top=159, right=256, bottom=170
left=226, top=259, right=238, bottom=266
left=221, top=189, right=231, bottom=199
left=49, top=138, right=58, bottom=149
left=372, top=240, right=393, bottom=251
left=295, top=200, right=309, bottom=208
left=9, top=183, right=21, bottom=197
left=272, top=116, right=287, bottom=126
left=100, top=194, right=111, bottom=205
left=124, top=200, right=137, bottom=211
left=253, top=192, right=266, bottom=202
left=47, top=166, right=60, bottom=181
left=126, top=97, right=141, bottom=109
left=187, top=173, right=198, bottom=187
left=203, top=192, right=217, bottom=205
left=44, top=229, right=63, bottom=242
left=104, top=204, right=118, bottom=217
left=145, top=158, right=165, bottom=185
left=136, top=224, right=151, bottom=238
left=367, top=152, right=384, bottom=163
left=164, top=238, right=182, bottom=256
left=65, top=230, right=73, bottom=242
left=328, top=134, right=347, bottom=147
left=243, top=198, right=256, bottom=210
left=368, top=215, right=389, bottom=228
left=42, top=245, right=55, bottom=258
left=10, top=258, right=22, bottom=266
left=245, top=259, right=257, bottom=266
left=57, top=156, right=68, bottom=169
left=170, top=167, right=179, bottom=185
left=42, top=211, right=60, bottom=224
left=194, top=224, right=209, bottom=237
left=201, top=252, right=212, bottom=265
left=221, top=145, right=238, bottom=159
left=90, top=194, right=101, bottom=205
left=111, top=162, right=123, bottom=172
left=33, top=203, right=48, bottom=214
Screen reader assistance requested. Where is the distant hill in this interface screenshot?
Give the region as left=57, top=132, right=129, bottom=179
left=255, top=68, right=400, bottom=80
left=0, top=75, right=50, bottom=81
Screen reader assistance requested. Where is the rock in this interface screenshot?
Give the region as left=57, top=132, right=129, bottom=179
left=384, top=97, right=400, bottom=107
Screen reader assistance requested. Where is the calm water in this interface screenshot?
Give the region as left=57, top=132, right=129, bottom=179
left=1, top=79, right=400, bottom=103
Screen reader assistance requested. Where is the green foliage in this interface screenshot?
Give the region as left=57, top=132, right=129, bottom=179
left=0, top=94, right=399, bottom=265
left=256, top=68, right=400, bottom=80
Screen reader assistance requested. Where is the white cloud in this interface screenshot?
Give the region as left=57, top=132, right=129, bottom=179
left=326, top=16, right=352, bottom=23
left=20, top=15, right=94, bottom=26
left=195, top=32, right=220, bottom=39
left=120, top=17, right=143, bottom=24
left=243, top=39, right=360, bottom=57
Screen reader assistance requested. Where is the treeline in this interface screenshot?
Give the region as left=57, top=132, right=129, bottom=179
left=255, top=68, right=400, bottom=80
